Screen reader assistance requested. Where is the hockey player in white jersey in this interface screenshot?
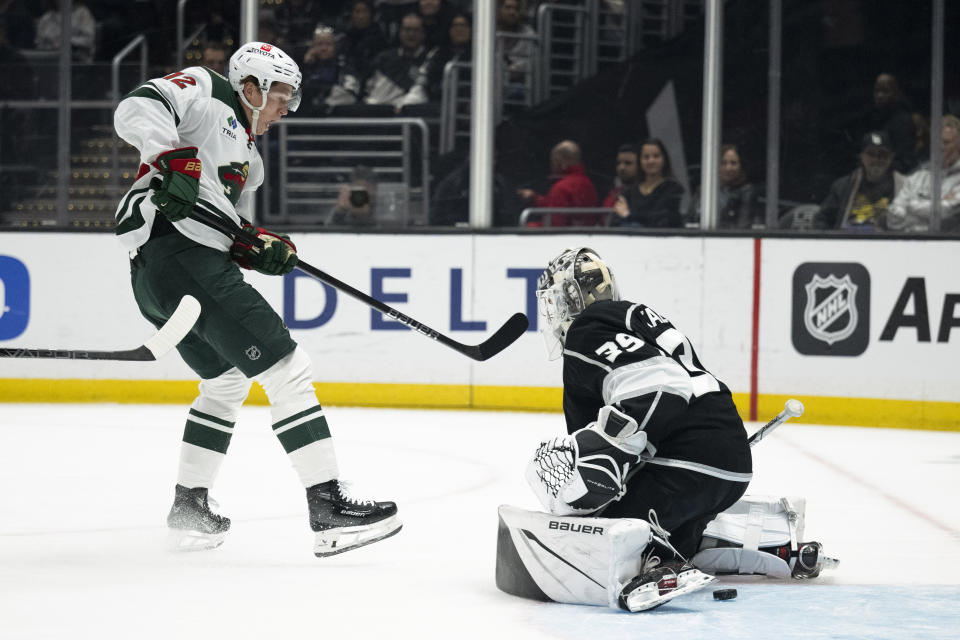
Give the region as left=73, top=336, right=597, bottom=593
left=113, top=42, right=401, bottom=557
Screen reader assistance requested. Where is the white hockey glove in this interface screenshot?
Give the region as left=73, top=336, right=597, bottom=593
left=526, top=406, right=647, bottom=516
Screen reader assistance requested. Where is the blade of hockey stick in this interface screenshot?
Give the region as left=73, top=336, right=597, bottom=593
left=748, top=399, right=804, bottom=447
left=189, top=208, right=529, bottom=361
left=0, top=295, right=201, bottom=361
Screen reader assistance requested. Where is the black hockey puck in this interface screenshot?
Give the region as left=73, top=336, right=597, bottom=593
left=713, top=588, right=737, bottom=601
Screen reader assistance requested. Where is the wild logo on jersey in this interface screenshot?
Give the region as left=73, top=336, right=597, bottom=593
left=218, top=162, right=249, bottom=205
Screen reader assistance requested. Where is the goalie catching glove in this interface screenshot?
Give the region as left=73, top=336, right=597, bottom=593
left=230, top=224, right=299, bottom=276
left=527, top=406, right=649, bottom=516
left=150, top=147, right=202, bottom=222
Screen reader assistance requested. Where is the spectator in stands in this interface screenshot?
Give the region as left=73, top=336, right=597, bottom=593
left=363, top=12, right=432, bottom=111
left=200, top=41, right=229, bottom=75
left=887, top=115, right=960, bottom=233
left=34, top=0, right=96, bottom=62
left=417, top=0, right=455, bottom=51
left=301, top=24, right=359, bottom=114
left=326, top=165, right=380, bottom=227
left=497, top=0, right=536, bottom=83
left=338, top=0, right=389, bottom=84
left=865, top=73, right=918, bottom=175
left=425, top=11, right=471, bottom=102
left=517, top=140, right=602, bottom=227
left=819, top=131, right=904, bottom=232
left=601, top=143, right=639, bottom=208
left=612, top=138, right=684, bottom=228
left=690, top=144, right=759, bottom=229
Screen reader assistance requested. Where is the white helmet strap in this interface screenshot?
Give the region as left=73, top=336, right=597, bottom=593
left=238, top=81, right=265, bottom=133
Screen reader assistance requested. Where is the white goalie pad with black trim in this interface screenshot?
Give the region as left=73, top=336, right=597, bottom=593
left=495, top=504, right=652, bottom=609
left=693, top=495, right=806, bottom=578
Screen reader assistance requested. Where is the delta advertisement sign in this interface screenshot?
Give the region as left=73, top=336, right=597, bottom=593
left=0, top=233, right=957, bottom=405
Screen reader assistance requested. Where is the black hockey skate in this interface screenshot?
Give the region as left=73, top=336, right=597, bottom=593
left=618, top=558, right=716, bottom=612
left=166, top=484, right=230, bottom=551
left=307, top=479, right=402, bottom=557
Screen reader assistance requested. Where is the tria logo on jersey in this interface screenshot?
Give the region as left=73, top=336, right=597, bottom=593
left=791, top=262, right=870, bottom=356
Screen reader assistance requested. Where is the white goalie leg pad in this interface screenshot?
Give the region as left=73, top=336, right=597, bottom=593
left=255, top=346, right=339, bottom=487
left=495, top=504, right=653, bottom=610
left=177, top=367, right=250, bottom=488
left=692, top=495, right=806, bottom=578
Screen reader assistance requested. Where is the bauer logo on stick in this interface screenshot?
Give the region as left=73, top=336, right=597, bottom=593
left=791, top=262, right=870, bottom=356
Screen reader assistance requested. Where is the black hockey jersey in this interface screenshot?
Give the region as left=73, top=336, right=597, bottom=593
left=562, top=300, right=751, bottom=481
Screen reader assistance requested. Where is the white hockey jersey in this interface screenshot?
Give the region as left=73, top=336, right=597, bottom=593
left=113, top=66, right=265, bottom=255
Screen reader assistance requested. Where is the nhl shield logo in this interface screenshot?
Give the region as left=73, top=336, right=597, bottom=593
left=803, top=275, right=858, bottom=345
left=792, top=262, right=870, bottom=356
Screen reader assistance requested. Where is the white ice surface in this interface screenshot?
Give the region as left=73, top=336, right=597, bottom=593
left=1, top=404, right=959, bottom=639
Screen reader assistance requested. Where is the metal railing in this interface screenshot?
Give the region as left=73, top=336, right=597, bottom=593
left=440, top=61, right=472, bottom=154
left=176, top=0, right=207, bottom=68
left=537, top=3, right=591, bottom=100
left=519, top=207, right=615, bottom=227
left=262, top=117, right=431, bottom=227
left=111, top=35, right=148, bottom=199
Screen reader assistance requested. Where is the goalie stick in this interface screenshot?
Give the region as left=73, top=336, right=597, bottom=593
left=0, top=295, right=201, bottom=361
left=748, top=399, right=804, bottom=447
left=188, top=208, right=529, bottom=361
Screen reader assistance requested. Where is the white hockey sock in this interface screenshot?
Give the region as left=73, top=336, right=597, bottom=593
left=256, top=347, right=339, bottom=487
left=177, top=367, right=250, bottom=488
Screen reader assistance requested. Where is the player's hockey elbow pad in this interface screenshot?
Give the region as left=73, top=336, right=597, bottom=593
left=230, top=224, right=299, bottom=276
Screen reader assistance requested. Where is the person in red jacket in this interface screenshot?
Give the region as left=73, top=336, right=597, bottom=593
left=517, top=140, right=602, bottom=226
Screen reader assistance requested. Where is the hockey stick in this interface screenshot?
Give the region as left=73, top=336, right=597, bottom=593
left=0, top=295, right=201, bottom=361
left=188, top=208, right=529, bottom=361
left=748, top=399, right=804, bottom=447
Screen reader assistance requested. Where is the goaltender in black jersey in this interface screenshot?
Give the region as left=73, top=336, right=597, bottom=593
left=498, top=248, right=832, bottom=612
left=529, top=247, right=752, bottom=559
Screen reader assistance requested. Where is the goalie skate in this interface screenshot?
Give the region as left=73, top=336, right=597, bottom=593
left=618, top=561, right=717, bottom=612
left=792, top=542, right=839, bottom=579
left=166, top=485, right=230, bottom=551
left=308, top=480, right=402, bottom=557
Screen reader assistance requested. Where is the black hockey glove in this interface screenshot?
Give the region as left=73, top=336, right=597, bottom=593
left=150, top=147, right=202, bottom=222
left=230, top=224, right=299, bottom=276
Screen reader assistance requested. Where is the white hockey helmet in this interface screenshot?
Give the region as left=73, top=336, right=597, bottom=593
left=229, top=41, right=302, bottom=118
left=536, top=247, right=619, bottom=359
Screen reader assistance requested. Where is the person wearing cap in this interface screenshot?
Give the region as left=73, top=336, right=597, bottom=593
left=818, top=130, right=905, bottom=231
left=887, top=114, right=960, bottom=233
left=113, top=41, right=401, bottom=558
